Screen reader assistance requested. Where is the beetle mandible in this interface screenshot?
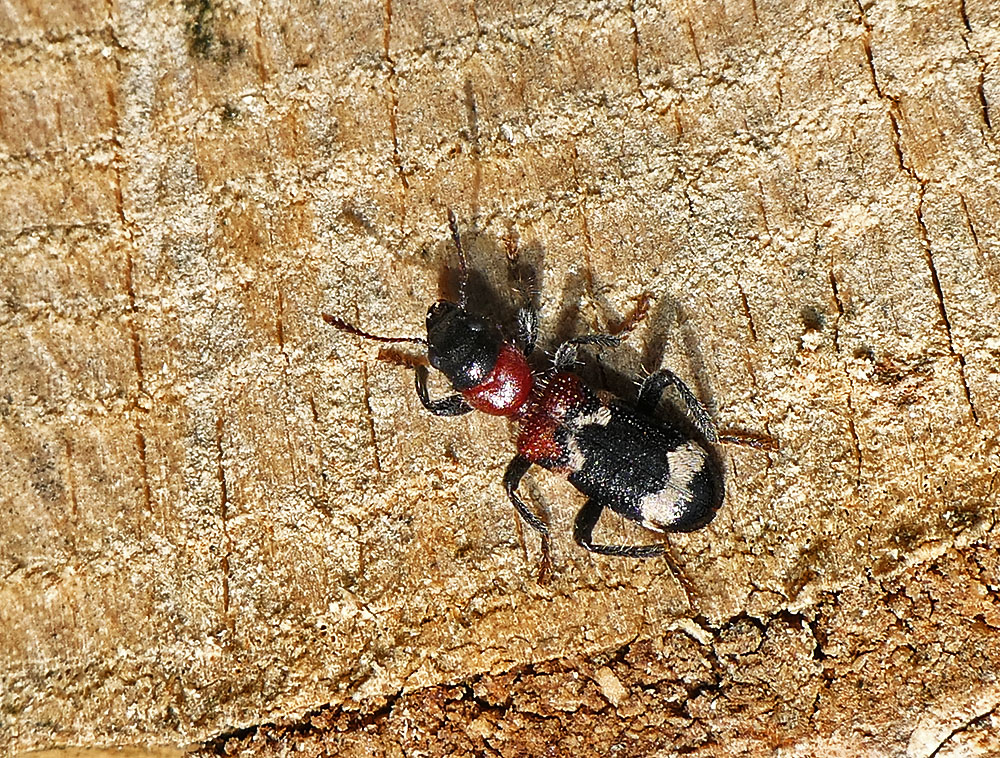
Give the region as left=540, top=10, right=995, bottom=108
left=324, top=212, right=750, bottom=558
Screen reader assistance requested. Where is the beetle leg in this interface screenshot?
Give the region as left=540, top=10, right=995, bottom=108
left=504, top=455, right=549, bottom=535
left=415, top=366, right=473, bottom=416
left=516, top=307, right=540, bottom=355
left=636, top=369, right=718, bottom=442
left=573, top=499, right=668, bottom=558
left=552, top=334, right=622, bottom=372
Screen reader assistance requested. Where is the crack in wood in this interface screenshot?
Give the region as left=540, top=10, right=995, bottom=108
left=627, top=0, right=648, bottom=105
left=828, top=265, right=862, bottom=486
left=856, top=3, right=981, bottom=428
left=828, top=268, right=843, bottom=355
left=755, top=178, right=772, bottom=239
left=276, top=290, right=290, bottom=365
left=844, top=394, right=863, bottom=489
left=956, top=1, right=993, bottom=130
left=958, top=193, right=999, bottom=296
left=107, top=52, right=154, bottom=516
left=359, top=360, right=384, bottom=473
left=915, top=190, right=980, bottom=426
left=684, top=18, right=702, bottom=69
left=215, top=409, right=234, bottom=628
left=254, top=12, right=270, bottom=84
left=857, top=5, right=912, bottom=174
left=925, top=703, right=1000, bottom=758
left=736, top=281, right=758, bottom=344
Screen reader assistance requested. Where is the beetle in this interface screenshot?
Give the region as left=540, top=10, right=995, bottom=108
left=323, top=212, right=756, bottom=558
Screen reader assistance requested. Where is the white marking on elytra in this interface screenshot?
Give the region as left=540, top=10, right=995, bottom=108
left=572, top=406, right=612, bottom=429
left=563, top=405, right=610, bottom=471
left=640, top=442, right=708, bottom=530
left=564, top=435, right=586, bottom=472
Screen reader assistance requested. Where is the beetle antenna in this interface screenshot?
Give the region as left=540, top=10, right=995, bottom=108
left=447, top=208, right=469, bottom=308
left=322, top=313, right=427, bottom=345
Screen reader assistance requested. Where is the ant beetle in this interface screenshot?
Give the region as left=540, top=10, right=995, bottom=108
left=324, top=212, right=757, bottom=558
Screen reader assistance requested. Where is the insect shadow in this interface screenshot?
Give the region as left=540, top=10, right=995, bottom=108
left=438, top=228, right=729, bottom=559
left=325, top=213, right=773, bottom=599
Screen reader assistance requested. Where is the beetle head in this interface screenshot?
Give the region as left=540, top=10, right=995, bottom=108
left=426, top=301, right=503, bottom=390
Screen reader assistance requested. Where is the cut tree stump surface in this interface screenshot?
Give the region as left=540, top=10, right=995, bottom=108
left=2, top=0, right=998, bottom=756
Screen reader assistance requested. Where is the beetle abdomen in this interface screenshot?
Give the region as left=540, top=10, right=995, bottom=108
left=565, top=402, right=721, bottom=532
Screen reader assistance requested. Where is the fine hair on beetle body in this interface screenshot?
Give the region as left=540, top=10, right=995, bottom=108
left=324, top=212, right=771, bottom=565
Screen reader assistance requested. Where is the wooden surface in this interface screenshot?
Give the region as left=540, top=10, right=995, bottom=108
left=2, top=0, right=998, bottom=755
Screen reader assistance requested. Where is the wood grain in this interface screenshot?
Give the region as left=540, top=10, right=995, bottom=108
left=2, top=0, right=998, bottom=755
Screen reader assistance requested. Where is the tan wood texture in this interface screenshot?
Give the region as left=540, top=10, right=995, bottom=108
left=2, top=0, right=998, bottom=755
